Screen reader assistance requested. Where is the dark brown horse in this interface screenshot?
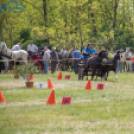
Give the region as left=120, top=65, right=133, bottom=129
left=98, top=50, right=121, bottom=80
left=82, top=50, right=109, bottom=80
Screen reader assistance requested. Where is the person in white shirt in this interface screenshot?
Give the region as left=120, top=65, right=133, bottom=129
left=27, top=42, right=38, bottom=52
left=43, top=46, right=50, bottom=74
left=12, top=43, right=21, bottom=51
left=61, top=46, right=67, bottom=52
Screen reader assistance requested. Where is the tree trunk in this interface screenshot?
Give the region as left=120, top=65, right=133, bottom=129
left=113, top=0, right=119, bottom=39
left=43, top=0, right=47, bottom=27
left=91, top=13, right=97, bottom=37
left=0, top=20, right=4, bottom=41
left=10, top=35, right=13, bottom=48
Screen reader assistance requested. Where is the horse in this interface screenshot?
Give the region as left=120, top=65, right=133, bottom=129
left=58, top=49, right=74, bottom=71
left=82, top=50, right=109, bottom=81
left=99, top=50, right=121, bottom=80
left=0, top=42, right=28, bottom=72
left=0, top=42, right=27, bottom=64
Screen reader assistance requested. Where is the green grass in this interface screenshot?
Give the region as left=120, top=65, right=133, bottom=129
left=0, top=71, right=134, bottom=134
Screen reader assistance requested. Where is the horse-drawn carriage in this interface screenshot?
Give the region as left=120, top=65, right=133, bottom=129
left=78, top=63, right=93, bottom=80
left=28, top=51, right=44, bottom=73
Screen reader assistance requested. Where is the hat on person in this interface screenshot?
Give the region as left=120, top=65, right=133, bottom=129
left=87, top=43, right=92, bottom=46
left=53, top=47, right=56, bottom=50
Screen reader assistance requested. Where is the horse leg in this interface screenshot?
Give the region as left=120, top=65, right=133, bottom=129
left=91, top=69, right=96, bottom=81
left=101, top=73, right=107, bottom=81
left=115, top=72, right=118, bottom=79
left=95, top=69, right=99, bottom=81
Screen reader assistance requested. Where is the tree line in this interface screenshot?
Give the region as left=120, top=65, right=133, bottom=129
left=0, top=0, right=134, bottom=52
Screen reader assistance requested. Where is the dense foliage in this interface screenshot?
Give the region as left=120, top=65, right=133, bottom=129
left=0, top=0, right=134, bottom=51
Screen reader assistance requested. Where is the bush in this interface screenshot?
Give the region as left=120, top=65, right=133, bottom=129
left=15, top=63, right=36, bottom=82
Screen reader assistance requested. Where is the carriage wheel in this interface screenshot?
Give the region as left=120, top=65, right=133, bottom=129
left=37, top=62, right=44, bottom=73
left=58, top=63, right=63, bottom=71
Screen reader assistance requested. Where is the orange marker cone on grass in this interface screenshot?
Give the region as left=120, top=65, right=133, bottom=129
left=0, top=90, right=6, bottom=103
left=46, top=90, right=56, bottom=105
left=57, top=72, right=62, bottom=80
left=29, top=74, right=34, bottom=80
left=85, top=80, right=92, bottom=90
left=48, top=78, right=55, bottom=89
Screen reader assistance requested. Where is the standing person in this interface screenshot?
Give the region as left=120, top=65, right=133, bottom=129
left=43, top=46, right=50, bottom=74
left=61, top=46, right=67, bottom=52
left=12, top=43, right=21, bottom=51
left=130, top=53, right=134, bottom=72
left=119, top=49, right=126, bottom=73
left=72, top=46, right=81, bottom=74
left=50, top=47, right=59, bottom=73
left=27, top=42, right=38, bottom=53
left=125, top=47, right=132, bottom=72
left=47, top=44, right=51, bottom=51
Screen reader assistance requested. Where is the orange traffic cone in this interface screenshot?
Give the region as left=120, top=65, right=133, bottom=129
left=29, top=74, right=34, bottom=80
left=48, top=78, right=55, bottom=89
left=57, top=72, right=62, bottom=80
left=46, top=90, right=56, bottom=105
left=85, top=80, right=92, bottom=90
left=0, top=90, right=6, bottom=103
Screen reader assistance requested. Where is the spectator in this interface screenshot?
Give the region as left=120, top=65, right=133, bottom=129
left=114, top=49, right=126, bottom=73
left=43, top=46, right=50, bottom=74
left=50, top=47, right=59, bottom=73
left=12, top=43, right=21, bottom=51
left=47, top=44, right=51, bottom=51
left=72, top=46, right=81, bottom=74
left=61, top=46, right=67, bottom=52
left=119, top=49, right=126, bottom=73
left=130, top=53, right=134, bottom=72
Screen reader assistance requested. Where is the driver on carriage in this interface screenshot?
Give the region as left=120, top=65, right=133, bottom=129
left=27, top=42, right=38, bottom=56
left=27, top=42, right=38, bottom=52
left=82, top=43, right=96, bottom=63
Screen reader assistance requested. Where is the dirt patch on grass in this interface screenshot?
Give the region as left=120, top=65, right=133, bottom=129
left=0, top=99, right=92, bottom=108
left=0, top=82, right=24, bottom=88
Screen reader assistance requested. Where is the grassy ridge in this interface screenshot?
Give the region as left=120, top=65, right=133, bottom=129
left=0, top=71, right=134, bottom=134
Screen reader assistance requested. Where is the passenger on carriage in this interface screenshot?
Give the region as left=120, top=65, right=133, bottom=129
left=12, top=43, right=21, bottom=51
left=82, top=43, right=96, bottom=63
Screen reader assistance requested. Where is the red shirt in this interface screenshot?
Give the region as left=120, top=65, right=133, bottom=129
left=131, top=56, right=134, bottom=63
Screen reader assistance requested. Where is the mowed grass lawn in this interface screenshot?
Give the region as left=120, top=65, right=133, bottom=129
left=0, top=71, right=134, bottom=134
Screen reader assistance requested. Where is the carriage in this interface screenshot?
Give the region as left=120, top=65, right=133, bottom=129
left=28, top=51, right=44, bottom=73
left=78, top=63, right=93, bottom=80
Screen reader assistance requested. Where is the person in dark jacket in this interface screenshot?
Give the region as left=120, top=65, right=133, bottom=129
left=72, top=47, right=82, bottom=74
left=50, top=47, right=59, bottom=73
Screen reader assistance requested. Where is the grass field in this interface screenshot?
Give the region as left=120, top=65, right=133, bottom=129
left=0, top=71, right=134, bottom=134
